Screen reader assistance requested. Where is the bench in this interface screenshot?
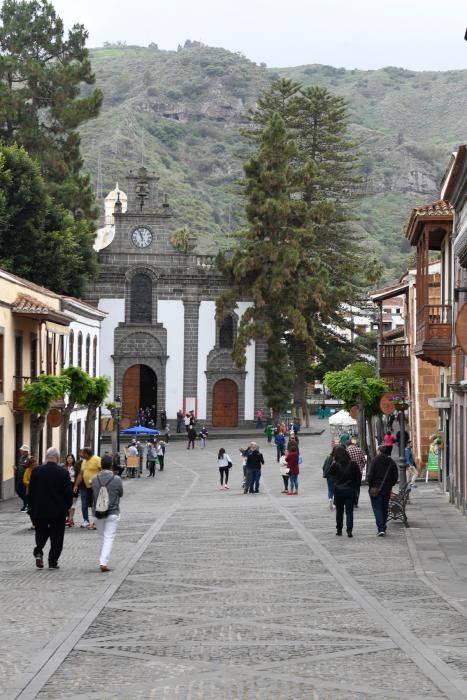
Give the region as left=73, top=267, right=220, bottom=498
left=387, top=483, right=412, bottom=528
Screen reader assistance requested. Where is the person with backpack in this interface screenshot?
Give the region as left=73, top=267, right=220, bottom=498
left=91, top=455, right=123, bottom=572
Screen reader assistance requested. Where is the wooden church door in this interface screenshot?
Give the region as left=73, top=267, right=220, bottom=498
left=212, top=379, right=238, bottom=427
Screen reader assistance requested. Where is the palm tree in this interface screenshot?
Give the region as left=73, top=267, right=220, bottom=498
left=60, top=366, right=90, bottom=459
left=83, top=376, right=111, bottom=449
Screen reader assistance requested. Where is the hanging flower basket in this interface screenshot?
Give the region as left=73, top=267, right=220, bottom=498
left=430, top=431, right=444, bottom=449
left=393, top=400, right=410, bottom=411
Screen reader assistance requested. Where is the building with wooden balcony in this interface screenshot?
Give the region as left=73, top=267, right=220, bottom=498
left=405, top=200, right=453, bottom=367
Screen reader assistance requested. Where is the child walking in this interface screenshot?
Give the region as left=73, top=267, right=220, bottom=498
left=217, top=448, right=232, bottom=490
left=279, top=455, right=289, bottom=493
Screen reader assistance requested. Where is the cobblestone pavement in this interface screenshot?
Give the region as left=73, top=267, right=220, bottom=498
left=3, top=428, right=467, bottom=699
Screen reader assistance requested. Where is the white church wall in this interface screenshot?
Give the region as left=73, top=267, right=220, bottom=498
left=197, top=301, right=216, bottom=420
left=157, top=300, right=184, bottom=418
left=98, top=298, right=125, bottom=400
left=236, top=302, right=255, bottom=421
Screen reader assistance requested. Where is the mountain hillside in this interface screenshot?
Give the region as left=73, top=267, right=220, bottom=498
left=81, top=44, right=467, bottom=280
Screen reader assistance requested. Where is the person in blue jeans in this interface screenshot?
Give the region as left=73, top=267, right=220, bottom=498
left=367, top=445, right=399, bottom=536
left=328, top=446, right=361, bottom=537
left=274, top=431, right=286, bottom=463
left=244, top=442, right=264, bottom=493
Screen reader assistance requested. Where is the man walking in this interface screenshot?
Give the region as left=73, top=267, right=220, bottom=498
left=92, top=455, right=123, bottom=572
left=28, top=447, right=73, bottom=569
left=367, top=444, right=399, bottom=536
left=274, top=431, right=286, bottom=463
left=244, top=442, right=264, bottom=494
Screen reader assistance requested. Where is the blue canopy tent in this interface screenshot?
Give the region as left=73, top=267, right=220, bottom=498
left=121, top=426, right=160, bottom=436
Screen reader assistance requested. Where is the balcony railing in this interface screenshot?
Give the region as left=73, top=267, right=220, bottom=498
left=13, top=376, right=34, bottom=411
left=380, top=343, right=411, bottom=378
left=12, top=376, right=65, bottom=411
left=415, top=304, right=452, bottom=366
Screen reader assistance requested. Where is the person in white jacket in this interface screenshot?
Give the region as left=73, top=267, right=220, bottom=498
left=217, top=448, right=232, bottom=490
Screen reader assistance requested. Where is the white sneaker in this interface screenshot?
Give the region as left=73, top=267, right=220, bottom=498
left=224, top=485, right=230, bottom=489
left=80, top=521, right=90, bottom=528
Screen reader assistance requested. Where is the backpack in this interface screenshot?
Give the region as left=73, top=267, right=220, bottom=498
left=94, top=475, right=114, bottom=519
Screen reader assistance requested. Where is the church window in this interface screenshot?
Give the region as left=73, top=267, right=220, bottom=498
left=77, top=332, right=83, bottom=368
left=92, top=336, right=97, bottom=376
left=68, top=330, right=74, bottom=366
left=130, top=273, right=152, bottom=323
left=85, top=334, right=90, bottom=374
left=219, top=315, right=234, bottom=349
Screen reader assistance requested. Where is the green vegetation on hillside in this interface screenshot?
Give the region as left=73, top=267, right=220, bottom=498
left=81, top=45, right=466, bottom=279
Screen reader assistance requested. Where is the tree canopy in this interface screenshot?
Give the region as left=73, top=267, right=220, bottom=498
left=0, top=0, right=102, bottom=219
left=218, top=79, right=381, bottom=419
left=0, top=144, right=97, bottom=295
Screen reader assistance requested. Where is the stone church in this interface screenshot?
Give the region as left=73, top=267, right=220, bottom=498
left=86, top=167, right=265, bottom=427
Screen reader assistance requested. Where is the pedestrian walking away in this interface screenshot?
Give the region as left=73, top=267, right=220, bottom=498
left=383, top=430, right=397, bottom=456
left=74, top=447, right=102, bottom=529
left=346, top=440, right=366, bottom=507
left=322, top=447, right=336, bottom=510
left=244, top=442, right=264, bottom=493
left=367, top=444, right=399, bottom=536
left=279, top=455, right=289, bottom=493
left=286, top=444, right=300, bottom=495
left=92, top=454, right=123, bottom=572
left=28, top=447, right=73, bottom=569
left=328, top=446, right=361, bottom=537
left=274, top=431, right=286, bottom=463
left=264, top=423, right=273, bottom=444
left=217, top=448, right=232, bottom=489
left=187, top=426, right=197, bottom=449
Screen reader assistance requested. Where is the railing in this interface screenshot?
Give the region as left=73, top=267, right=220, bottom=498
left=380, top=343, right=411, bottom=377
left=196, top=255, right=216, bottom=268
left=13, top=376, right=34, bottom=411
left=416, top=304, right=451, bottom=344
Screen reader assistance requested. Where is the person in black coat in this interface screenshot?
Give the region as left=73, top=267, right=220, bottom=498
left=28, top=447, right=73, bottom=569
left=328, top=446, right=361, bottom=538
left=367, top=444, right=399, bottom=536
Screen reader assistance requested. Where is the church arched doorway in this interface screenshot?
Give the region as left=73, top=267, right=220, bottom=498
left=212, top=379, right=238, bottom=427
left=122, top=365, right=157, bottom=426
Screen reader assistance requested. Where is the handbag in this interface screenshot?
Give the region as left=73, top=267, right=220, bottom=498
left=227, top=461, right=232, bottom=468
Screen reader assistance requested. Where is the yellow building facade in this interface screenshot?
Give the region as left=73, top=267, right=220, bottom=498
left=0, top=270, right=70, bottom=500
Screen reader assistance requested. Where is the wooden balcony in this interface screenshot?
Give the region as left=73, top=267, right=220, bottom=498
left=415, top=304, right=452, bottom=366
left=380, top=343, right=411, bottom=379
left=13, top=376, right=33, bottom=411
left=13, top=376, right=65, bottom=411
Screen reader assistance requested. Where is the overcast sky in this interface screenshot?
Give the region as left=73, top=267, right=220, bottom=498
left=49, top=0, right=466, bottom=71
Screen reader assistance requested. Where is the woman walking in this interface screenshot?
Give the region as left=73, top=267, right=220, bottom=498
left=328, top=446, right=361, bottom=537
left=91, top=455, right=123, bottom=572
left=286, top=444, right=300, bottom=495
left=217, top=448, right=232, bottom=490
left=64, top=454, right=78, bottom=527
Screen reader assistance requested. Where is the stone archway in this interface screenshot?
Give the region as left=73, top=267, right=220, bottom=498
left=122, top=365, right=157, bottom=426
left=212, top=379, right=238, bottom=427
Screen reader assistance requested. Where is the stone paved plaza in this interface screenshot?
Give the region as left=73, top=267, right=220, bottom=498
left=3, top=428, right=467, bottom=699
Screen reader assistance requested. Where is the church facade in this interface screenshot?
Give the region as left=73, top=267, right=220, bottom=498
left=86, top=168, right=266, bottom=427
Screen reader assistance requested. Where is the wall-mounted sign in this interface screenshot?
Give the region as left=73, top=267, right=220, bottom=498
left=455, top=302, right=467, bottom=353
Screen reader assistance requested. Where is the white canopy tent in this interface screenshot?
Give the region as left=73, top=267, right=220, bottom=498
left=328, top=409, right=357, bottom=427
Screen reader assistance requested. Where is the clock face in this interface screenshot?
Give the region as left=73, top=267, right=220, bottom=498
left=131, top=226, right=153, bottom=248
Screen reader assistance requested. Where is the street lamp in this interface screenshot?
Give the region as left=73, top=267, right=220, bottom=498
left=115, top=395, right=122, bottom=454
left=394, top=380, right=408, bottom=488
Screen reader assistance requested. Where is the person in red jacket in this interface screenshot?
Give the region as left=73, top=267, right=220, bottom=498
left=286, top=444, right=300, bottom=495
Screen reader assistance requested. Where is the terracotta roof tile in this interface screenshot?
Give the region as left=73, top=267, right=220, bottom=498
left=411, top=200, right=453, bottom=217
left=12, top=294, right=52, bottom=315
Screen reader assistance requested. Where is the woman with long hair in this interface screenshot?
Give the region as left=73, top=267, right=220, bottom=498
left=217, top=448, right=232, bottom=490
left=328, top=446, right=361, bottom=537
left=65, top=453, right=78, bottom=527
